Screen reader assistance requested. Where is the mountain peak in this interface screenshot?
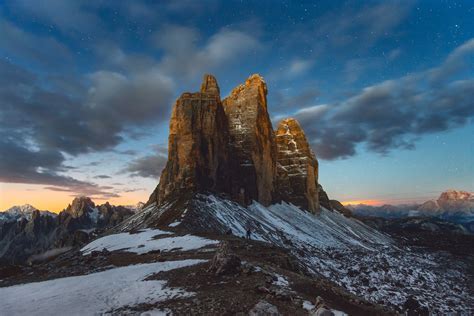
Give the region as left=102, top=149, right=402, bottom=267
left=200, top=74, right=220, bottom=96
left=3, top=204, right=37, bottom=214
left=147, top=73, right=322, bottom=212
left=65, top=196, right=96, bottom=218
left=438, top=190, right=473, bottom=201
left=226, top=74, right=268, bottom=105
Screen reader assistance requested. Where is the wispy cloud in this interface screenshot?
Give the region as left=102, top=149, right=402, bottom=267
left=293, top=39, right=474, bottom=159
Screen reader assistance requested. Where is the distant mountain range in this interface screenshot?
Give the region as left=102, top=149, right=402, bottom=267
left=0, top=197, right=140, bottom=264
left=348, top=190, right=474, bottom=232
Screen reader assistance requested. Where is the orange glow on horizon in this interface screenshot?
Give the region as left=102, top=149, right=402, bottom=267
left=341, top=199, right=382, bottom=206
left=0, top=183, right=148, bottom=213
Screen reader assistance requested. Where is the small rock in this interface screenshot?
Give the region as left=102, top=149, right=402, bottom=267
left=256, top=286, right=271, bottom=294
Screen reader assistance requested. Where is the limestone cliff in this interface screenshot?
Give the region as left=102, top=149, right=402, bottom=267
left=150, top=74, right=230, bottom=205
left=275, top=118, right=319, bottom=213
left=222, top=74, right=276, bottom=206
left=147, top=73, right=333, bottom=214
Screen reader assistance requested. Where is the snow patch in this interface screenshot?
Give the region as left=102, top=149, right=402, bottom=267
left=0, top=260, right=204, bottom=315
left=273, top=274, right=289, bottom=287
left=302, top=300, right=315, bottom=311
left=81, top=229, right=218, bottom=255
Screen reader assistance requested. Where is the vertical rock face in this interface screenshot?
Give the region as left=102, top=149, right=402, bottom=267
left=275, top=118, right=319, bottom=213
left=222, top=74, right=276, bottom=206
left=148, top=73, right=326, bottom=214
left=153, top=74, right=230, bottom=205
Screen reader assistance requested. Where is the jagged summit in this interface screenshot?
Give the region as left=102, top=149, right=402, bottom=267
left=225, top=74, right=268, bottom=106
left=200, top=74, right=220, bottom=97
left=147, top=73, right=322, bottom=211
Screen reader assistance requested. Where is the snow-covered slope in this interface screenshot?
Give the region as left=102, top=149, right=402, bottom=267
left=115, top=194, right=473, bottom=313
left=81, top=228, right=218, bottom=255
left=0, top=259, right=204, bottom=315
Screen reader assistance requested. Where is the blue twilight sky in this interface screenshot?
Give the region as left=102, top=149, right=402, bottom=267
left=0, top=0, right=473, bottom=210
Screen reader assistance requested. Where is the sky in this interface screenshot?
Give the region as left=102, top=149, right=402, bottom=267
left=0, top=0, right=473, bottom=212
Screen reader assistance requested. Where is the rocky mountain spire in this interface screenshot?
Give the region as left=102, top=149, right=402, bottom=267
left=275, top=118, right=319, bottom=213
left=222, top=74, right=276, bottom=206
left=200, top=74, right=220, bottom=97
left=147, top=73, right=324, bottom=213
left=149, top=74, right=230, bottom=205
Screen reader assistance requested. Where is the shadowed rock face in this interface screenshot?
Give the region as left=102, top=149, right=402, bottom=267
left=275, top=118, right=319, bottom=213
left=222, top=74, right=276, bottom=206
left=151, top=74, right=230, bottom=205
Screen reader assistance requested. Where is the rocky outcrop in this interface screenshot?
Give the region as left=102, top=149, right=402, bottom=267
left=318, top=185, right=332, bottom=210
left=275, top=118, right=319, bottom=213
left=149, top=74, right=230, bottom=206
left=222, top=74, right=276, bottom=206
left=329, top=200, right=352, bottom=217
left=207, top=241, right=241, bottom=275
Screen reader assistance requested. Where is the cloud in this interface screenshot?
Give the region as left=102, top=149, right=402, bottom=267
left=277, top=1, right=411, bottom=62
left=0, top=13, right=261, bottom=195
left=11, top=0, right=102, bottom=34
left=0, top=54, right=173, bottom=195
left=317, top=1, right=412, bottom=48
left=87, top=69, right=175, bottom=124
left=288, top=59, right=314, bottom=77
left=0, top=18, right=72, bottom=69
left=154, top=24, right=262, bottom=79
left=387, top=48, right=402, bottom=61
left=123, top=146, right=168, bottom=178
left=0, top=137, right=118, bottom=199
left=292, top=39, right=474, bottom=160
left=429, top=38, right=474, bottom=85
left=94, top=175, right=111, bottom=179
left=271, top=87, right=320, bottom=114
left=343, top=59, right=370, bottom=83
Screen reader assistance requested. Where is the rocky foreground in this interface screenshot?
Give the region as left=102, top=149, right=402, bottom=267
left=0, top=225, right=390, bottom=315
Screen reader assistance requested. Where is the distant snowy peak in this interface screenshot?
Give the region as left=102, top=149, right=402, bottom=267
left=3, top=204, right=37, bottom=215
left=124, top=202, right=145, bottom=212
left=438, top=189, right=473, bottom=201
left=418, top=190, right=474, bottom=214
left=0, top=204, right=56, bottom=222
left=350, top=190, right=474, bottom=216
